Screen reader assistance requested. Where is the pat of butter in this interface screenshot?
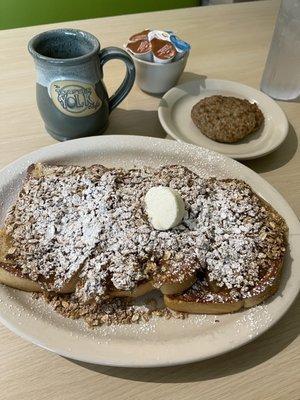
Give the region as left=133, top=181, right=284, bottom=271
left=145, top=186, right=185, bottom=230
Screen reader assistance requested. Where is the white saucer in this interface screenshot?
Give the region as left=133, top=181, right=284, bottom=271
left=0, top=135, right=299, bottom=367
left=158, top=79, right=289, bottom=160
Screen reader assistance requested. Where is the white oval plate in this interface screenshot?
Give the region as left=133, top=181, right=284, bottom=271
left=158, top=79, right=289, bottom=160
left=0, top=135, right=299, bottom=367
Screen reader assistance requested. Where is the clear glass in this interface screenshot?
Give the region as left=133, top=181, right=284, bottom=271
left=260, top=0, right=300, bottom=100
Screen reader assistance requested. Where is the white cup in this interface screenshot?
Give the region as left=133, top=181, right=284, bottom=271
left=131, top=51, right=189, bottom=94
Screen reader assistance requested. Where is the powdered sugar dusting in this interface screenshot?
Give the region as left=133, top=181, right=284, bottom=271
left=202, top=179, right=286, bottom=299
left=3, top=163, right=286, bottom=306
left=235, top=304, right=272, bottom=339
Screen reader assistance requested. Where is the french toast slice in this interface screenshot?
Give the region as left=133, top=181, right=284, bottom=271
left=0, top=229, right=43, bottom=292
left=0, top=164, right=201, bottom=299
left=164, top=259, right=283, bottom=314
left=159, top=275, right=197, bottom=295
left=109, top=281, right=154, bottom=298
left=164, top=181, right=288, bottom=314
left=73, top=165, right=205, bottom=301
left=0, top=163, right=108, bottom=293
left=149, top=260, right=197, bottom=295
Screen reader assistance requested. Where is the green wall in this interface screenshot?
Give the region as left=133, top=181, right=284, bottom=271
left=0, top=0, right=199, bottom=30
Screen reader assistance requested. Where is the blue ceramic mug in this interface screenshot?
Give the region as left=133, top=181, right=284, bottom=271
left=28, top=28, right=135, bottom=141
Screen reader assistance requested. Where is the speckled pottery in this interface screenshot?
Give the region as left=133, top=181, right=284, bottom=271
left=28, top=29, right=135, bottom=141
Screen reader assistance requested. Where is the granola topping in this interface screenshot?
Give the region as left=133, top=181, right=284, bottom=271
left=4, top=164, right=286, bottom=305
left=33, top=292, right=186, bottom=327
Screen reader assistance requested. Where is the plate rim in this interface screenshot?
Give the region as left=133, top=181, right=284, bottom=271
left=158, top=78, right=289, bottom=160
left=0, top=135, right=299, bottom=367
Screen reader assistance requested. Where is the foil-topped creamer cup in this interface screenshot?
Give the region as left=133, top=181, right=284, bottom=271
left=148, top=30, right=171, bottom=42
left=170, top=34, right=191, bottom=61
left=150, top=38, right=177, bottom=64
left=129, top=29, right=151, bottom=42
left=125, top=39, right=153, bottom=62
left=125, top=29, right=153, bottom=61
left=148, top=30, right=176, bottom=64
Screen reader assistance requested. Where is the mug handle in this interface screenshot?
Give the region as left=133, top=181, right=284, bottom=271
left=99, top=47, right=135, bottom=112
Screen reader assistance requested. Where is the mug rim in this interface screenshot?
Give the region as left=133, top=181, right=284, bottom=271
left=28, top=28, right=100, bottom=65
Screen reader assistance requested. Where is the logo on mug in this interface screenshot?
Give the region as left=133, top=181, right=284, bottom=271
left=50, top=80, right=102, bottom=117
